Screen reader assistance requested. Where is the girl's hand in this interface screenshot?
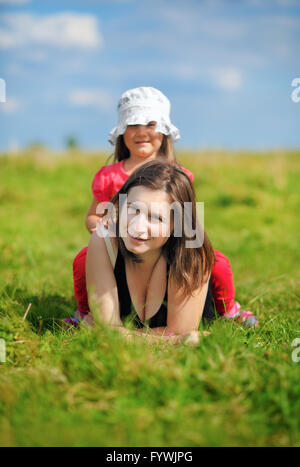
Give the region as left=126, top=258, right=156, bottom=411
left=89, top=215, right=108, bottom=233
left=86, top=199, right=116, bottom=234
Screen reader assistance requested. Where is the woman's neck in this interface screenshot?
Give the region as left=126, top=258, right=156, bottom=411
left=132, top=248, right=163, bottom=273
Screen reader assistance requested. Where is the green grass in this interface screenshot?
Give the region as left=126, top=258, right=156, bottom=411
left=0, top=149, right=300, bottom=447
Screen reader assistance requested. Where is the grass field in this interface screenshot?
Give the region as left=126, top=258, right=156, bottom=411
left=0, top=149, right=299, bottom=447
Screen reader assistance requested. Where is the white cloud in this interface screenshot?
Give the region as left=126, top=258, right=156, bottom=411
left=209, top=68, right=243, bottom=90
left=68, top=89, right=114, bottom=112
left=246, top=0, right=300, bottom=6
left=125, top=2, right=299, bottom=71
left=0, top=12, right=102, bottom=49
left=160, top=64, right=244, bottom=90
left=0, top=96, right=22, bottom=113
left=158, top=6, right=246, bottom=40
left=0, top=0, right=30, bottom=4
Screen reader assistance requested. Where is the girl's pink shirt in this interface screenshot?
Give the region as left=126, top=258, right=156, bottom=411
left=92, top=160, right=194, bottom=203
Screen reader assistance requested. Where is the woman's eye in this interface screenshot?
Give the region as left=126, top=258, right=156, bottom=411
left=151, top=215, right=163, bottom=223
left=128, top=206, right=140, bottom=215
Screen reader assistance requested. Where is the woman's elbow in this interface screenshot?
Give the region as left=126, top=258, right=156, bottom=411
left=88, top=294, right=121, bottom=327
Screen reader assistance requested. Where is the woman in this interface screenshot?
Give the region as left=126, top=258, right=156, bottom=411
left=85, top=159, right=216, bottom=345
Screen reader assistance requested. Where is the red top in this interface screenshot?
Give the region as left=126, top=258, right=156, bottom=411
left=92, top=160, right=195, bottom=202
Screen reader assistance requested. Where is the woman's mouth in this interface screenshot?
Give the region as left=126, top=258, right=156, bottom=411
left=128, top=233, right=149, bottom=243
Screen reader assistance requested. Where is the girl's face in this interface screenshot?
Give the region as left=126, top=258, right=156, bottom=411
left=123, top=122, right=163, bottom=159
left=119, top=186, right=173, bottom=256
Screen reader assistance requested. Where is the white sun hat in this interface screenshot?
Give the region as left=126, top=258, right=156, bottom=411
left=108, top=86, right=180, bottom=145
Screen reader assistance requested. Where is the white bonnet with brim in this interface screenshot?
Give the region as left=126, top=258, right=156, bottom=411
left=108, top=86, right=180, bottom=145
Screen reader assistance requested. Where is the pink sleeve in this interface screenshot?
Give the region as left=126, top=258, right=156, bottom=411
left=180, top=166, right=194, bottom=183
left=91, top=167, right=112, bottom=203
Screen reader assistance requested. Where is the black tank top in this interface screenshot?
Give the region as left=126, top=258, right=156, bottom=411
left=113, top=250, right=215, bottom=328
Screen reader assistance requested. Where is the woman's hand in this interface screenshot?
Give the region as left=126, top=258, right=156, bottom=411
left=164, top=330, right=211, bottom=346
left=80, top=312, right=94, bottom=328
left=115, top=327, right=210, bottom=347
left=173, top=330, right=200, bottom=346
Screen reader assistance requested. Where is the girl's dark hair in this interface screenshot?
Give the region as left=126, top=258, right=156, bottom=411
left=113, top=134, right=177, bottom=163
left=110, top=158, right=215, bottom=299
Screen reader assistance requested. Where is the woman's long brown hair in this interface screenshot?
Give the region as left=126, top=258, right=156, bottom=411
left=110, top=158, right=215, bottom=299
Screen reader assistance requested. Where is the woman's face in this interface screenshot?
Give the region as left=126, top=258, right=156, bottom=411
left=123, top=122, right=163, bottom=159
left=119, top=186, right=173, bottom=256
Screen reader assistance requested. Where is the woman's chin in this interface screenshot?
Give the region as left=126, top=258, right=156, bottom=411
left=123, top=237, right=149, bottom=254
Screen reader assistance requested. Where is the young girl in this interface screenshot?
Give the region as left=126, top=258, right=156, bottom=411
left=69, top=87, right=258, bottom=328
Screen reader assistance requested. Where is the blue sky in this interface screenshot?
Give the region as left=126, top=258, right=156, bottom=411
left=0, top=0, right=299, bottom=151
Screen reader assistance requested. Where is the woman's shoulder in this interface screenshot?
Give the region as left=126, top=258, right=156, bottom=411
left=87, top=228, right=118, bottom=268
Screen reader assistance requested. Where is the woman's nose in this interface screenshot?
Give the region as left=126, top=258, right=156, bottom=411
left=129, top=214, right=149, bottom=237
